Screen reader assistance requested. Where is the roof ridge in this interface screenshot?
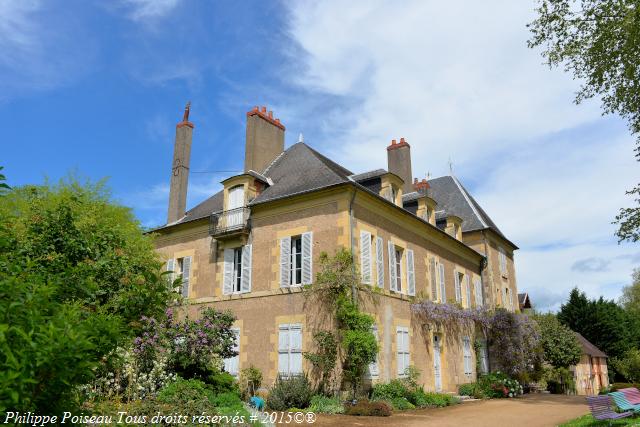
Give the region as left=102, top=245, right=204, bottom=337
left=451, top=175, right=488, bottom=228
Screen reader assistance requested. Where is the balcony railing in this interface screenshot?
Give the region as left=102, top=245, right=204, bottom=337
left=209, top=207, right=250, bottom=237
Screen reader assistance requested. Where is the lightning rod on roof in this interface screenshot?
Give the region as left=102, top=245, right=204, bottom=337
left=298, top=133, right=304, bottom=143
left=448, top=157, right=454, bottom=175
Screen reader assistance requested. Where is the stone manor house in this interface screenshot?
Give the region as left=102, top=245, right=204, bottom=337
left=153, top=104, right=519, bottom=392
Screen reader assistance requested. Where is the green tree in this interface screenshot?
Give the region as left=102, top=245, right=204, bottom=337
left=610, top=348, right=640, bottom=382
left=304, top=331, right=338, bottom=395
left=0, top=177, right=173, bottom=413
left=535, top=314, right=582, bottom=368
left=528, top=0, right=640, bottom=242
left=620, top=268, right=640, bottom=317
left=558, top=288, right=638, bottom=359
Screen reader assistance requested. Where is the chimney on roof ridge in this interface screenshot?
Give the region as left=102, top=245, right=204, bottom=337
left=167, top=102, right=195, bottom=224
left=414, top=178, right=430, bottom=193
left=387, top=137, right=413, bottom=194
left=244, top=105, right=285, bottom=173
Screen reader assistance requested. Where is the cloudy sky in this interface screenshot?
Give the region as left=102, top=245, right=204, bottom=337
left=2, top=0, right=637, bottom=311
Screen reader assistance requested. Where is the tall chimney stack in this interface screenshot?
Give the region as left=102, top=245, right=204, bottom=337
left=167, top=102, right=194, bottom=224
left=244, top=106, right=285, bottom=173
left=387, top=137, right=413, bottom=194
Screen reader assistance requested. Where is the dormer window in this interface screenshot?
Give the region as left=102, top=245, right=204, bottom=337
left=390, top=186, right=398, bottom=204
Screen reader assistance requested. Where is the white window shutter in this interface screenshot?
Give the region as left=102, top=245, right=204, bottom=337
left=241, top=244, right=252, bottom=293
left=474, top=278, right=483, bottom=307
left=388, top=242, right=397, bottom=291
left=376, top=237, right=384, bottom=288
left=290, top=325, right=302, bottom=350
left=360, top=231, right=372, bottom=285
left=396, top=329, right=404, bottom=375
left=406, top=249, right=415, bottom=296
left=223, top=249, right=234, bottom=295
left=454, top=272, right=461, bottom=302
left=181, top=256, right=191, bottom=298
left=465, top=275, right=471, bottom=307
left=439, top=263, right=446, bottom=302
left=279, top=237, right=291, bottom=287
left=302, top=232, right=313, bottom=285
left=429, top=258, right=438, bottom=301
left=166, top=258, right=175, bottom=286
left=278, top=326, right=289, bottom=351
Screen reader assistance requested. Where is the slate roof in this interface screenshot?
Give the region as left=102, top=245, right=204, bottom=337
left=575, top=332, right=607, bottom=358
left=250, top=143, right=352, bottom=205
left=427, top=175, right=514, bottom=246
left=518, top=292, right=532, bottom=309
left=161, top=143, right=353, bottom=228
left=350, top=169, right=387, bottom=182
left=158, top=143, right=513, bottom=252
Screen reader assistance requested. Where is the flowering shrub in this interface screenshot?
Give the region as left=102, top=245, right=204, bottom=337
left=135, top=307, right=237, bottom=381
left=487, top=310, right=542, bottom=378
left=411, top=300, right=489, bottom=334
left=479, top=372, right=523, bottom=398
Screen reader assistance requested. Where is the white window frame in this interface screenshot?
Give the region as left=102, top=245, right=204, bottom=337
left=395, top=248, right=403, bottom=293
left=396, top=327, right=410, bottom=377
left=223, top=245, right=251, bottom=295
left=479, top=339, right=489, bottom=374
left=454, top=271, right=463, bottom=303
left=360, top=231, right=373, bottom=285
left=278, top=324, right=303, bottom=377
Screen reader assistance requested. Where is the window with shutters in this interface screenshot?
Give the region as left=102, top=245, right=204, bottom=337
left=280, top=233, right=312, bottom=287
left=223, top=328, right=240, bottom=377
left=396, top=327, right=410, bottom=377
left=278, top=324, right=303, bottom=377
left=474, top=277, right=484, bottom=307
left=367, top=325, right=379, bottom=377
left=233, top=248, right=242, bottom=293
left=462, top=336, right=473, bottom=376
left=223, top=245, right=251, bottom=295
left=291, top=236, right=303, bottom=286
left=498, top=247, right=508, bottom=275
left=454, top=271, right=463, bottom=303
left=168, top=256, right=192, bottom=298
left=395, top=248, right=403, bottom=292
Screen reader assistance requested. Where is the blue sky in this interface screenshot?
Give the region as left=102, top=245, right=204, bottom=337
left=2, top=0, right=638, bottom=311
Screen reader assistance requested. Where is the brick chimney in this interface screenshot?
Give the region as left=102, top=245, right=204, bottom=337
left=244, top=106, right=285, bottom=173
left=167, top=102, right=194, bottom=224
left=387, top=137, right=413, bottom=194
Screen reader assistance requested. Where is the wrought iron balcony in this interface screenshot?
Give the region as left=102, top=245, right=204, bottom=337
left=209, top=207, right=250, bottom=237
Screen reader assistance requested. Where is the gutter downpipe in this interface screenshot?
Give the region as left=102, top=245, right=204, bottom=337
left=349, top=187, right=358, bottom=305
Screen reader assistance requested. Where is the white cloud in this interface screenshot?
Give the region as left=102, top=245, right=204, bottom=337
left=123, top=0, right=181, bottom=21
left=283, top=0, right=637, bottom=310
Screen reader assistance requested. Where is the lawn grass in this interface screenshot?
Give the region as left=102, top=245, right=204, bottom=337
left=559, top=414, right=640, bottom=426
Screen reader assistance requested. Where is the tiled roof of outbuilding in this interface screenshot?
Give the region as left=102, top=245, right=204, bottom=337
left=575, top=332, right=607, bottom=358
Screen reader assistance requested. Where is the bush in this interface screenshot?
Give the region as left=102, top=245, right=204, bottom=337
left=458, top=382, right=486, bottom=399
left=207, top=371, right=240, bottom=396
left=610, top=382, right=640, bottom=392
left=344, top=399, right=392, bottom=416
left=239, top=366, right=263, bottom=399
left=308, top=395, right=344, bottom=414
left=390, top=397, right=415, bottom=410
left=419, top=392, right=460, bottom=407
left=478, top=372, right=523, bottom=398
left=371, top=379, right=410, bottom=402
left=155, top=379, right=218, bottom=422
left=267, top=375, right=313, bottom=411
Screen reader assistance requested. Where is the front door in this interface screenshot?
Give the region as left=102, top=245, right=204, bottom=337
left=227, top=186, right=244, bottom=227
left=434, top=335, right=442, bottom=392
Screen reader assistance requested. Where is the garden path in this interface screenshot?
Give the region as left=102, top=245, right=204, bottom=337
left=313, top=393, right=588, bottom=427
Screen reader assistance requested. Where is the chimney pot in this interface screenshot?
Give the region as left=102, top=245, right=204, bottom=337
left=400, top=137, right=405, bottom=143
left=261, top=106, right=267, bottom=113
left=268, top=111, right=273, bottom=118
left=392, top=139, right=397, bottom=145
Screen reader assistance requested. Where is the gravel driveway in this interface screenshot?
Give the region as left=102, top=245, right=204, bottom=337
left=313, top=393, right=589, bottom=427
